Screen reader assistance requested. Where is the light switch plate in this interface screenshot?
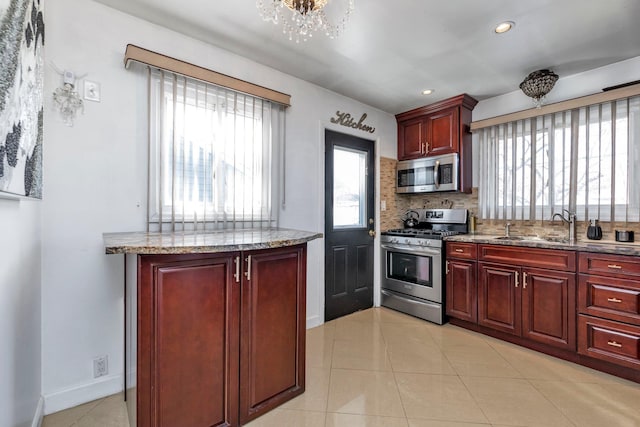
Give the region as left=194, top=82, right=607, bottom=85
left=84, top=80, right=101, bottom=102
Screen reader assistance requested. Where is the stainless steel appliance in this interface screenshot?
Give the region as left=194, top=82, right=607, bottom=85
left=396, top=153, right=459, bottom=194
left=381, top=208, right=468, bottom=324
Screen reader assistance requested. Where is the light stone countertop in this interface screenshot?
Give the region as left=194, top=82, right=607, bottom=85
left=445, top=234, right=640, bottom=256
left=103, top=228, right=322, bottom=255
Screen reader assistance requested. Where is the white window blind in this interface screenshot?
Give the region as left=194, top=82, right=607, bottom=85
left=147, top=69, right=285, bottom=231
left=478, top=96, right=640, bottom=222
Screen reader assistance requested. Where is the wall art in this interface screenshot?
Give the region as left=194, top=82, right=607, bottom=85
left=0, top=0, right=44, bottom=199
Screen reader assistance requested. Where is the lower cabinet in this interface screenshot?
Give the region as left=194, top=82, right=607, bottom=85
left=577, top=252, right=640, bottom=371
left=478, top=262, right=576, bottom=351
left=446, top=259, right=477, bottom=323
left=133, top=244, right=306, bottom=427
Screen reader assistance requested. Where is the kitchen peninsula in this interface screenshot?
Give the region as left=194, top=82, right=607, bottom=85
left=104, top=228, right=322, bottom=427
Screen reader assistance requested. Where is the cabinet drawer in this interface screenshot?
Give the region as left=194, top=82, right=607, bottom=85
left=479, top=245, right=576, bottom=272
left=578, top=315, right=640, bottom=369
left=446, top=242, right=477, bottom=260
left=579, top=275, right=640, bottom=325
left=579, top=252, right=640, bottom=278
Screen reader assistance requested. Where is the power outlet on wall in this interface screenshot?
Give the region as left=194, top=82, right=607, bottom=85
left=93, top=355, right=108, bottom=378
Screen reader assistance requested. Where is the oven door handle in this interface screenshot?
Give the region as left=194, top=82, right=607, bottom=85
left=381, top=243, right=441, bottom=256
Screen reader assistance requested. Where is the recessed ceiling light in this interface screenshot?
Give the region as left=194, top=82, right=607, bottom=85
left=494, top=21, right=515, bottom=34
left=422, top=89, right=434, bottom=95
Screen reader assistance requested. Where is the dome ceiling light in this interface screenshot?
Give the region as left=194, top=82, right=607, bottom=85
left=494, top=21, right=515, bottom=34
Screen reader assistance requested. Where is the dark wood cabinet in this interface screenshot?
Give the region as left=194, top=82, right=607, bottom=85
left=426, top=106, right=459, bottom=156
left=445, top=242, right=477, bottom=323
left=521, top=268, right=576, bottom=350
left=396, top=94, right=477, bottom=192
left=446, top=259, right=477, bottom=323
left=137, top=253, right=239, bottom=427
left=447, top=242, right=640, bottom=382
left=132, top=245, right=306, bottom=427
left=477, top=245, right=577, bottom=350
left=239, top=247, right=306, bottom=424
left=577, top=252, right=640, bottom=371
left=397, top=116, right=427, bottom=160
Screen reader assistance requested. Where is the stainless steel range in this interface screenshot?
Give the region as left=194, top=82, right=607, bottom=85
left=381, top=208, right=468, bottom=324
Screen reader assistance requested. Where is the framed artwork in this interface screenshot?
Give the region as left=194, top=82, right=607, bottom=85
left=0, top=0, right=44, bottom=199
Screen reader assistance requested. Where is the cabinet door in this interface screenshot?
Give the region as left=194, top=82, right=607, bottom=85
left=398, top=116, right=427, bottom=160
left=426, top=106, right=458, bottom=156
left=446, top=260, right=477, bottom=323
left=478, top=263, right=521, bottom=335
left=138, top=254, right=239, bottom=427
left=521, top=268, right=576, bottom=351
left=240, top=245, right=306, bottom=424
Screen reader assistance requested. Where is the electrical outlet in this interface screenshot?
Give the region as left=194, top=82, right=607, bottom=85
left=381, top=200, right=387, bottom=211
left=93, top=355, right=108, bottom=378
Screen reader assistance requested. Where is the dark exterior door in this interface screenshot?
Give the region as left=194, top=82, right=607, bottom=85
left=324, top=129, right=375, bottom=321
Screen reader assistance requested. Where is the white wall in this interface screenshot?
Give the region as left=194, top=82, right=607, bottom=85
left=42, top=0, right=397, bottom=414
left=0, top=199, right=42, bottom=427
left=471, top=56, right=640, bottom=185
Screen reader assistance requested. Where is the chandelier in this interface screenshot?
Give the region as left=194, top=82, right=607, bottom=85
left=519, top=69, right=559, bottom=108
left=257, top=0, right=355, bottom=43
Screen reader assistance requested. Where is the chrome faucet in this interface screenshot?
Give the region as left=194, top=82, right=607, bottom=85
left=505, top=223, right=512, bottom=237
left=552, top=209, right=577, bottom=243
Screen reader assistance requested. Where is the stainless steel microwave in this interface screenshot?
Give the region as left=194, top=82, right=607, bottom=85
left=397, top=153, right=459, bottom=194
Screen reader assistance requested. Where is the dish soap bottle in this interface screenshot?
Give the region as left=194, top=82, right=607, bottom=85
left=587, top=219, right=602, bottom=240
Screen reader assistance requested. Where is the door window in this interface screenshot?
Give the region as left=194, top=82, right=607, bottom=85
left=333, top=146, right=367, bottom=228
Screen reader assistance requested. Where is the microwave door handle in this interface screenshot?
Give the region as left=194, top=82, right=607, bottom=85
left=433, top=160, right=440, bottom=189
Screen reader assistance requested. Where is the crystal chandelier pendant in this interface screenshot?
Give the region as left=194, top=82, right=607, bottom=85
left=257, top=0, right=355, bottom=43
left=519, top=69, right=559, bottom=109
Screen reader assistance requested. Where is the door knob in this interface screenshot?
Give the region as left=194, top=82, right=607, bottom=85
left=368, top=230, right=376, bottom=237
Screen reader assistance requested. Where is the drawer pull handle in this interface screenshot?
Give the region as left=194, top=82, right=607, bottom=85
left=607, top=341, right=623, bottom=348
left=607, top=297, right=623, bottom=303
left=607, top=264, right=623, bottom=269
left=515, top=271, right=519, bottom=288
left=446, top=261, right=450, bottom=274
left=455, top=249, right=464, bottom=253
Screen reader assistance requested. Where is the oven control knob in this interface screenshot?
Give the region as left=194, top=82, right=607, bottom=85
left=404, top=239, right=410, bottom=244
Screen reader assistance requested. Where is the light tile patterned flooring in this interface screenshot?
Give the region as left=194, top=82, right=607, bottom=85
left=43, top=307, right=640, bottom=427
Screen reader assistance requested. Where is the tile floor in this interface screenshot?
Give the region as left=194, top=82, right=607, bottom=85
left=42, top=307, right=640, bottom=427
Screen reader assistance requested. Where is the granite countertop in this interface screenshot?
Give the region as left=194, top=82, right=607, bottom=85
left=103, top=228, right=323, bottom=255
left=445, top=234, right=640, bottom=256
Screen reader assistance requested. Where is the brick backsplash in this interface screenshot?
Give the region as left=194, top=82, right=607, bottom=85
left=379, top=156, right=640, bottom=241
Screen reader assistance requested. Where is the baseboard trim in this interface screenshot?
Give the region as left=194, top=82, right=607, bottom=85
left=306, top=314, right=322, bottom=329
left=31, top=396, right=44, bottom=427
left=43, top=374, right=123, bottom=415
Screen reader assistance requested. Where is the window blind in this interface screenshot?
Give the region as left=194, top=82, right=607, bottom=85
left=478, top=96, right=640, bottom=222
left=147, top=68, right=285, bottom=232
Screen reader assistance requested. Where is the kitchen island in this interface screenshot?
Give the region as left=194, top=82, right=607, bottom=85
left=104, top=228, right=322, bottom=427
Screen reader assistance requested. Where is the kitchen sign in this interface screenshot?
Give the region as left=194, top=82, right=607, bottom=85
left=330, top=111, right=376, bottom=134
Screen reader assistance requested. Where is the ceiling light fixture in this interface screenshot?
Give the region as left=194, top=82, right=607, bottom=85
left=519, top=69, right=559, bottom=108
left=494, top=21, right=515, bottom=34
left=257, top=0, right=355, bottom=43
left=422, top=89, right=434, bottom=95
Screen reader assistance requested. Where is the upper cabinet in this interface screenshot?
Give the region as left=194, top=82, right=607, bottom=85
left=396, top=94, right=478, bottom=192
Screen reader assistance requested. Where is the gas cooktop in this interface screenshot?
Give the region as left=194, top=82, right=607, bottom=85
left=382, top=229, right=463, bottom=239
